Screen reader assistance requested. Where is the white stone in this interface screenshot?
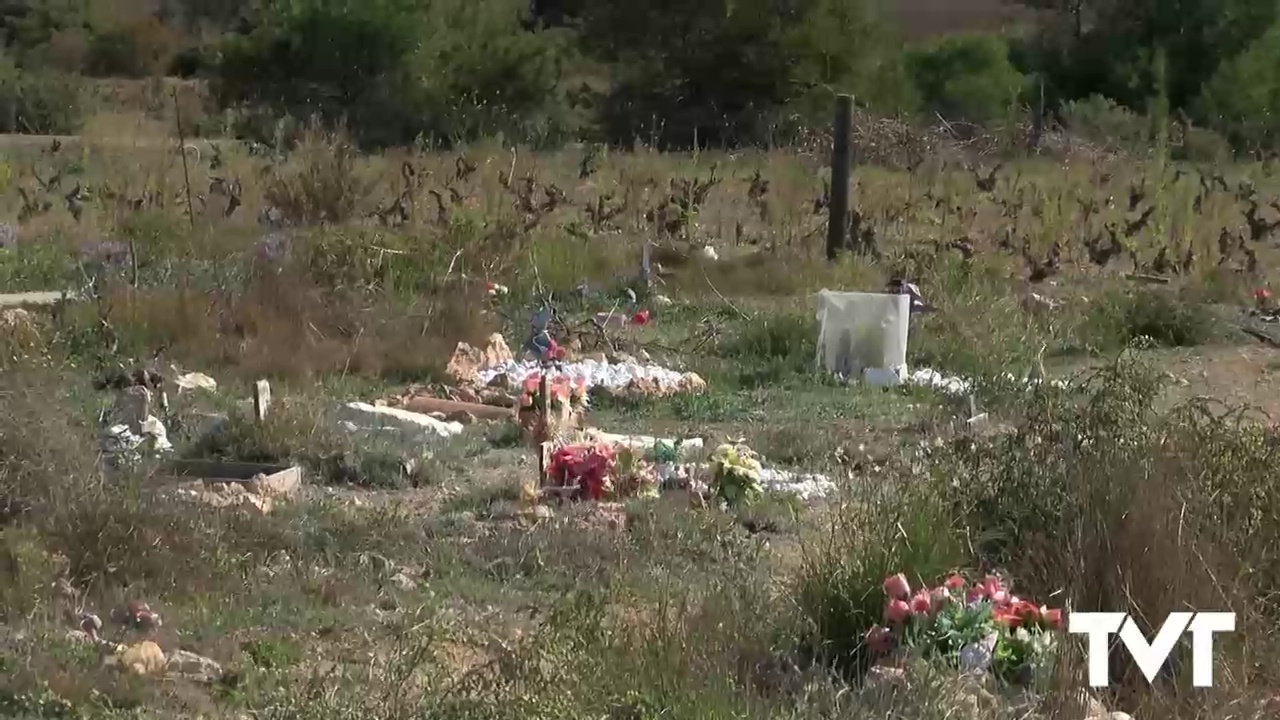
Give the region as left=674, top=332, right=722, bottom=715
left=340, top=402, right=464, bottom=438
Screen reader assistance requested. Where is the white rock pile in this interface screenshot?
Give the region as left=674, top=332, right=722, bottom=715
left=478, top=357, right=703, bottom=396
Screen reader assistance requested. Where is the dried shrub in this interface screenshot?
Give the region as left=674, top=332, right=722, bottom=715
left=264, top=122, right=376, bottom=226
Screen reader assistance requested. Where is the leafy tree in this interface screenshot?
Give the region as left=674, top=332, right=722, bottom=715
left=1014, top=0, right=1278, bottom=118
left=906, top=34, right=1026, bottom=124
left=579, top=0, right=907, bottom=147
left=0, top=0, right=87, bottom=67
left=215, top=0, right=573, bottom=148
left=1195, top=22, right=1280, bottom=154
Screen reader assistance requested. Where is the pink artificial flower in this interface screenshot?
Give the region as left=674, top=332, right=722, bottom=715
left=882, top=573, right=911, bottom=600
left=982, top=575, right=1010, bottom=605
left=884, top=599, right=911, bottom=624
left=542, top=339, right=565, bottom=361
left=1255, top=288, right=1272, bottom=303
left=865, top=625, right=894, bottom=655
left=909, top=591, right=933, bottom=616
left=522, top=374, right=541, bottom=394
left=944, top=574, right=966, bottom=590
left=965, top=584, right=988, bottom=604
left=982, top=575, right=1005, bottom=595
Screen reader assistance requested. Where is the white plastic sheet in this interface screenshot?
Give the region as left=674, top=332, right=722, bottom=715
left=815, top=291, right=910, bottom=385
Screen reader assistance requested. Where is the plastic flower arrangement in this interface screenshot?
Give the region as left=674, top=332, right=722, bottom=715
left=517, top=374, right=588, bottom=413
left=865, top=572, right=1063, bottom=686
left=611, top=446, right=661, bottom=499
left=709, top=443, right=762, bottom=507
left=547, top=442, right=616, bottom=500
left=517, top=374, right=587, bottom=445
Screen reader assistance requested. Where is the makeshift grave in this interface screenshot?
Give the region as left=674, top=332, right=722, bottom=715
left=815, top=290, right=911, bottom=385
left=162, top=460, right=302, bottom=515
left=517, top=373, right=587, bottom=445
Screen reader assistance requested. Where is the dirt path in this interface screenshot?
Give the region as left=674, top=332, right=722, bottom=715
left=1151, top=344, right=1280, bottom=418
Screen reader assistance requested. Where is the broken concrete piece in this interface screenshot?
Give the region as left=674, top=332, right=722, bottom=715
left=140, top=416, right=172, bottom=452
left=341, top=402, right=468, bottom=437
left=583, top=430, right=705, bottom=461
left=166, top=649, right=223, bottom=684
left=446, top=333, right=515, bottom=385
left=109, top=641, right=166, bottom=676
left=164, top=461, right=301, bottom=514
left=112, top=386, right=152, bottom=425
left=246, top=469, right=302, bottom=498
left=0, top=290, right=79, bottom=308
left=253, top=379, right=271, bottom=421
left=173, top=372, right=217, bottom=392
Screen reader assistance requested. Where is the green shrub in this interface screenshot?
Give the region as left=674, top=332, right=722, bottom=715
left=1059, top=94, right=1150, bottom=150
left=1195, top=22, right=1280, bottom=153
left=939, top=356, right=1280, bottom=703
left=215, top=0, right=575, bottom=148
left=0, top=53, right=82, bottom=134
left=795, top=478, right=968, bottom=679
left=581, top=0, right=906, bottom=148
left=906, top=34, right=1026, bottom=124
left=1078, top=287, right=1219, bottom=351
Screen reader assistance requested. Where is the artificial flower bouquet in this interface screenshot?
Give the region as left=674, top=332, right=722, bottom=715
left=611, top=445, right=661, bottom=499
left=708, top=443, right=763, bottom=508
left=547, top=442, right=615, bottom=500
left=517, top=373, right=588, bottom=444
left=865, top=572, right=1063, bottom=686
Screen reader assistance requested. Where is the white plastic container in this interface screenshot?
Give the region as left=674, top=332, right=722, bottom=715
left=815, top=291, right=910, bottom=386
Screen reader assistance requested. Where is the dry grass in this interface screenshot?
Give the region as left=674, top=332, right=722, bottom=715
left=3, top=109, right=1280, bottom=717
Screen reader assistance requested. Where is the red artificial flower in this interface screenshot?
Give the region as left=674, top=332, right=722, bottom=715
left=882, top=573, right=911, bottom=600
left=884, top=599, right=911, bottom=624
left=631, top=309, right=650, bottom=326
left=1255, top=288, right=1272, bottom=303
left=1012, top=600, right=1041, bottom=624
left=993, top=607, right=1022, bottom=628
left=1041, top=607, right=1063, bottom=629
left=944, top=574, right=967, bottom=591
left=909, top=591, right=933, bottom=616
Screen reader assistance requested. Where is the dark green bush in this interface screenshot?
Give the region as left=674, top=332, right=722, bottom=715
left=1079, top=287, right=1220, bottom=351
left=214, top=0, right=575, bottom=148
left=1195, top=22, right=1280, bottom=154
left=905, top=34, right=1026, bottom=124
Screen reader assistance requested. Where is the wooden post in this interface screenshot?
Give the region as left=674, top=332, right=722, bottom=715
left=253, top=379, right=271, bottom=422
left=827, top=94, right=853, bottom=261
left=537, top=372, right=550, bottom=485
left=173, top=88, right=195, bottom=230
left=639, top=241, right=651, bottom=289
